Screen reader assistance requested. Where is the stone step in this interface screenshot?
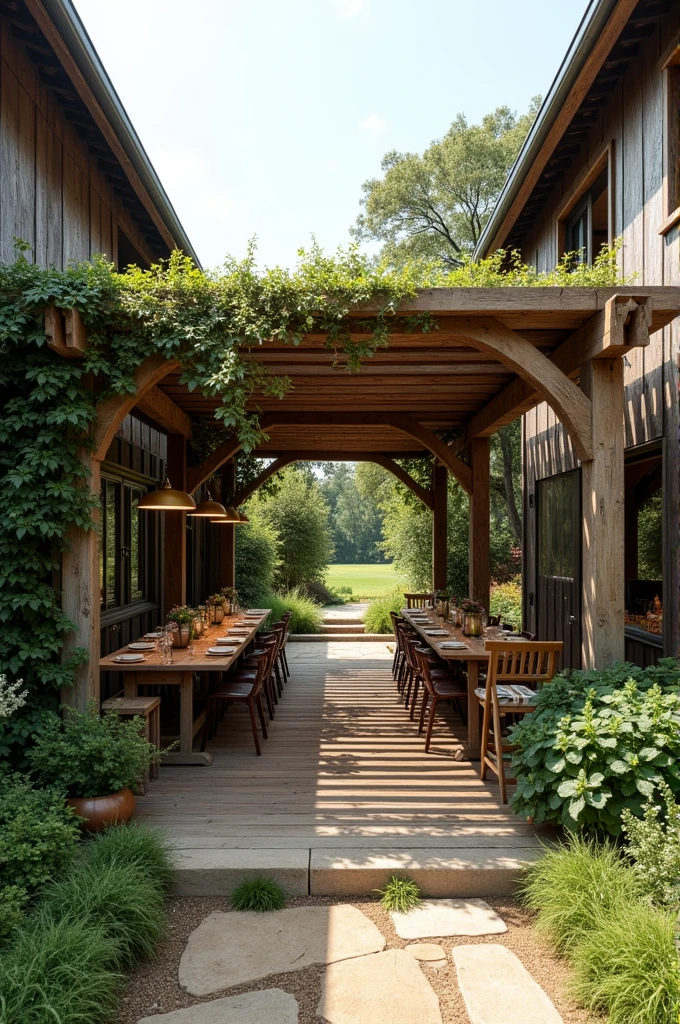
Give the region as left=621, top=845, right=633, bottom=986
left=171, top=846, right=542, bottom=898
left=320, top=623, right=366, bottom=633
left=289, top=633, right=392, bottom=643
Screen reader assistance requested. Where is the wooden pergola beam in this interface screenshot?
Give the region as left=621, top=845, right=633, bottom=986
left=231, top=454, right=297, bottom=507
left=448, top=317, right=593, bottom=463
left=93, top=355, right=181, bottom=461
left=456, top=296, right=652, bottom=447
left=186, top=413, right=277, bottom=494
left=135, top=385, right=193, bottom=438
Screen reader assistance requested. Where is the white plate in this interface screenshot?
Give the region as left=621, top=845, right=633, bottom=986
left=227, top=628, right=250, bottom=634
left=207, top=646, right=236, bottom=655
left=114, top=653, right=145, bottom=663
left=439, top=642, right=467, bottom=649
left=210, top=644, right=237, bottom=653
left=144, top=632, right=164, bottom=639
left=128, top=642, right=155, bottom=651
left=246, top=609, right=268, bottom=614
left=423, top=629, right=448, bottom=636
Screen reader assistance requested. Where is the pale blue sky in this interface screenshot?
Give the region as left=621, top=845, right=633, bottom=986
left=73, top=0, right=588, bottom=270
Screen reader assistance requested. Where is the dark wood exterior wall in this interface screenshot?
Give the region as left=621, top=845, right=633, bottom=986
left=0, top=16, right=159, bottom=267
left=521, top=4, right=680, bottom=661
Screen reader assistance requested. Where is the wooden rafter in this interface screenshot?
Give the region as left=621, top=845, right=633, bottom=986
left=231, top=454, right=297, bottom=507
left=93, top=354, right=181, bottom=461
left=135, top=385, right=193, bottom=439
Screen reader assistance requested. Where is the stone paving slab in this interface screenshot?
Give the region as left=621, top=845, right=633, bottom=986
left=404, top=942, right=447, bottom=963
left=452, top=944, right=564, bottom=1024
left=318, top=949, right=442, bottom=1024
left=391, top=898, right=508, bottom=939
left=136, top=989, right=299, bottom=1024
left=179, top=905, right=385, bottom=996
left=171, top=848, right=309, bottom=897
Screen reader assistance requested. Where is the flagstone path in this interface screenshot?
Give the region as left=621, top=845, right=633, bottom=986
left=137, top=900, right=566, bottom=1024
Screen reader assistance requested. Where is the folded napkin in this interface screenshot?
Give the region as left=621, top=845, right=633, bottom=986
left=438, top=641, right=467, bottom=649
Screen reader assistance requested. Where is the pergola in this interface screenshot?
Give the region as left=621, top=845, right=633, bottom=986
left=58, top=286, right=680, bottom=708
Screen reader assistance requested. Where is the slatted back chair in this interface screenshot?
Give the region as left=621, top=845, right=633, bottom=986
left=389, top=611, right=404, bottom=681
left=279, top=611, right=292, bottom=678
left=404, top=592, right=435, bottom=609
left=479, top=640, right=562, bottom=802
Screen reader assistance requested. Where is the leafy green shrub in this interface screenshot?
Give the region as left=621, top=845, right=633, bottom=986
left=27, top=705, right=160, bottom=798
left=254, top=468, right=334, bottom=590
left=40, top=857, right=166, bottom=966
left=521, top=834, right=642, bottom=955
left=510, top=662, right=680, bottom=833
left=230, top=877, right=286, bottom=912
left=305, top=579, right=345, bottom=605
left=0, top=912, right=122, bottom=1024
left=489, top=578, right=522, bottom=628
left=235, top=514, right=279, bottom=608
left=621, top=783, right=680, bottom=908
left=84, top=822, right=174, bottom=893
left=363, top=591, right=403, bottom=634
left=0, top=699, right=60, bottom=771
left=0, top=885, right=27, bottom=947
left=260, top=588, right=322, bottom=634
left=570, top=902, right=680, bottom=1024
left=376, top=875, right=421, bottom=913
left=0, top=775, right=79, bottom=894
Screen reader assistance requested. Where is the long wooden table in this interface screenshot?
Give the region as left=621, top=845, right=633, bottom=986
left=99, top=610, right=270, bottom=766
left=401, top=607, right=491, bottom=759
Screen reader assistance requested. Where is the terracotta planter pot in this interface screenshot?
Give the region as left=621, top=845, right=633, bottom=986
left=67, top=787, right=135, bottom=832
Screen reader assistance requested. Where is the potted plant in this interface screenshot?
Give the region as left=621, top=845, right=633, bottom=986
left=221, top=586, right=237, bottom=615
left=210, top=593, right=226, bottom=624
left=461, top=598, right=486, bottom=637
left=27, top=705, right=159, bottom=831
left=167, top=604, right=194, bottom=647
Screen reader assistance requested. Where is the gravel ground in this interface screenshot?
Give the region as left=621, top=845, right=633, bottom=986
left=120, top=895, right=601, bottom=1024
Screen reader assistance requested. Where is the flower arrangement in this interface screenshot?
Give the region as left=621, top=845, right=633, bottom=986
left=210, top=593, right=225, bottom=606
left=166, top=605, right=195, bottom=624
left=0, top=674, right=27, bottom=719
left=461, top=598, right=485, bottom=615
left=221, top=587, right=237, bottom=601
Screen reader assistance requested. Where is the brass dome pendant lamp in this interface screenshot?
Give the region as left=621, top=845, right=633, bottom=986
left=137, top=477, right=196, bottom=511
left=209, top=506, right=241, bottom=524
left=189, top=491, right=228, bottom=519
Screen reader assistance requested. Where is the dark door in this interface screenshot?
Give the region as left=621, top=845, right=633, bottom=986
left=537, top=469, right=582, bottom=670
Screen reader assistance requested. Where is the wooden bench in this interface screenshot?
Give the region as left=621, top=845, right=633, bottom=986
left=102, top=696, right=161, bottom=795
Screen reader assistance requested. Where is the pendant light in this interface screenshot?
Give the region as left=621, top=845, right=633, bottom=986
left=237, top=510, right=250, bottom=524
left=137, top=477, right=196, bottom=511
left=188, top=490, right=228, bottom=518
left=209, top=506, right=241, bottom=523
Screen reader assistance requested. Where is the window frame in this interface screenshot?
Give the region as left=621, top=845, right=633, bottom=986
left=555, top=141, right=613, bottom=264
left=660, top=39, right=680, bottom=235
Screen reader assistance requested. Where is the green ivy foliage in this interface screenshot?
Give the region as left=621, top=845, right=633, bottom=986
left=510, top=660, right=680, bottom=833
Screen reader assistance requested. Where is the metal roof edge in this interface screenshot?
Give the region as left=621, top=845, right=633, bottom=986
left=474, top=0, right=620, bottom=259
left=41, top=0, right=201, bottom=266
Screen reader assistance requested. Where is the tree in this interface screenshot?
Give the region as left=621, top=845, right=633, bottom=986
left=319, top=462, right=384, bottom=562
left=253, top=467, right=334, bottom=590
left=235, top=510, right=279, bottom=607
left=352, top=101, right=541, bottom=268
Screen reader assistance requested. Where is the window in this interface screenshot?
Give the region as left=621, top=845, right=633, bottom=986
left=664, top=58, right=680, bottom=221
left=100, top=475, right=152, bottom=612
left=624, top=450, right=663, bottom=638
left=564, top=166, right=609, bottom=267
left=538, top=472, right=576, bottom=578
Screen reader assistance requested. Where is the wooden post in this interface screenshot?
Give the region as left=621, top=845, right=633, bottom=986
left=163, top=434, right=187, bottom=614
left=61, top=457, right=101, bottom=710
left=469, top=438, right=490, bottom=611
left=432, top=462, right=448, bottom=591
left=220, top=460, right=236, bottom=590
left=580, top=358, right=625, bottom=668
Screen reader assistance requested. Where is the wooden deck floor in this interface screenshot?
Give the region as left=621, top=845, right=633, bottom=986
left=135, top=642, right=545, bottom=853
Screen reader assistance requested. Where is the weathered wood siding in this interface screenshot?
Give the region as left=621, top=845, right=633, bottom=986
left=522, top=6, right=680, bottom=658
left=0, top=20, right=153, bottom=268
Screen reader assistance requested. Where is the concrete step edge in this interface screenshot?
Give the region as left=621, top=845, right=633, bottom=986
left=171, top=846, right=543, bottom=898
left=289, top=633, right=392, bottom=642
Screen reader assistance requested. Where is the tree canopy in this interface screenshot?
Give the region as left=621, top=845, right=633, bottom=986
left=352, top=100, right=541, bottom=267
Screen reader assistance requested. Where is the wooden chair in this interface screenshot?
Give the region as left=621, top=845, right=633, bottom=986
left=415, top=647, right=468, bottom=752
left=404, top=592, right=436, bottom=609
left=200, top=647, right=272, bottom=756
left=390, top=611, right=406, bottom=683
left=478, top=640, right=562, bottom=802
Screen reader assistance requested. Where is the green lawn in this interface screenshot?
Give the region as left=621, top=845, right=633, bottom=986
left=325, top=563, right=407, bottom=600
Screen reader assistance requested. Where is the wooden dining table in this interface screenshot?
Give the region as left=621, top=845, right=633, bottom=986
left=99, top=609, right=271, bottom=766
left=401, top=607, right=491, bottom=759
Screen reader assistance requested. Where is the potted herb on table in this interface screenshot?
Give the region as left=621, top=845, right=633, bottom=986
left=167, top=604, right=195, bottom=647
left=27, top=705, right=160, bottom=831
left=461, top=598, right=486, bottom=637
left=210, top=593, right=226, bottom=624
left=221, top=586, right=237, bottom=615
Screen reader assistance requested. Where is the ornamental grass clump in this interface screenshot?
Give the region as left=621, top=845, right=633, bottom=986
left=230, top=877, right=286, bottom=912
left=84, top=821, right=174, bottom=893
left=0, top=912, right=123, bottom=1024
left=39, top=856, right=167, bottom=966
left=364, top=590, right=403, bottom=635
left=569, top=902, right=680, bottom=1024
left=261, top=588, right=323, bottom=634
left=376, top=875, right=422, bottom=913
left=520, top=833, right=642, bottom=955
